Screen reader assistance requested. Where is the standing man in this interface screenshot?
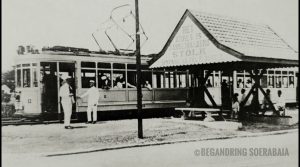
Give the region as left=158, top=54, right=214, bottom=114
left=59, top=75, right=74, bottom=129
left=78, top=80, right=99, bottom=124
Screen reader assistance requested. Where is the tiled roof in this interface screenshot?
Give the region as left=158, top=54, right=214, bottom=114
left=150, top=10, right=298, bottom=69
left=189, top=10, right=298, bottom=60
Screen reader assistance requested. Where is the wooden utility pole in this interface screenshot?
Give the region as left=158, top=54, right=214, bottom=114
left=135, top=0, right=143, bottom=139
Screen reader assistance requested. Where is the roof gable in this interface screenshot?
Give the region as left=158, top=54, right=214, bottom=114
left=150, top=16, right=240, bottom=68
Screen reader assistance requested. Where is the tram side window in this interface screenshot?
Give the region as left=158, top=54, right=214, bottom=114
left=81, top=62, right=96, bottom=68
left=288, top=71, right=294, bottom=88
left=81, top=62, right=96, bottom=88
left=98, top=63, right=111, bottom=89
left=81, top=70, right=96, bottom=88
left=282, top=71, right=288, bottom=88
left=268, top=70, right=275, bottom=88
left=23, top=69, right=31, bottom=87
left=33, top=68, right=38, bottom=87
left=127, top=64, right=137, bottom=88
left=17, top=69, right=21, bottom=87
left=275, top=71, right=282, bottom=88
left=112, top=63, right=127, bottom=89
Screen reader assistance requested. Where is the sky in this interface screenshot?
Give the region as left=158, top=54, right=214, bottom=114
left=2, top=0, right=299, bottom=72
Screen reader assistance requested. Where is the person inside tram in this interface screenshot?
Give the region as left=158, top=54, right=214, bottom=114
left=114, top=81, right=123, bottom=88
left=144, top=80, right=152, bottom=90
left=114, top=76, right=136, bottom=88
left=99, top=73, right=111, bottom=89
left=276, top=81, right=282, bottom=88
left=237, top=79, right=244, bottom=88
left=245, top=79, right=252, bottom=88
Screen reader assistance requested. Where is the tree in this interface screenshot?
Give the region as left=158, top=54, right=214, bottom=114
left=2, top=70, right=15, bottom=92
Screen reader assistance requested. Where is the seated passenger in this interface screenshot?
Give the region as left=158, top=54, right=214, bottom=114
left=245, top=79, right=252, bottom=88
left=114, top=81, right=123, bottom=88
left=274, top=90, right=285, bottom=115
left=144, top=81, right=152, bottom=90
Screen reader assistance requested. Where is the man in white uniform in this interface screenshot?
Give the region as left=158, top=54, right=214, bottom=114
left=59, top=75, right=73, bottom=129
left=79, top=80, right=99, bottom=124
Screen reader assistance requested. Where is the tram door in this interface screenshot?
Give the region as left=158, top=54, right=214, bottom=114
left=40, top=62, right=75, bottom=120
left=40, top=62, right=59, bottom=117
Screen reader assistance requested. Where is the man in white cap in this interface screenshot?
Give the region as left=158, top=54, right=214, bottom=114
left=78, top=80, right=99, bottom=124
left=59, top=74, right=74, bottom=129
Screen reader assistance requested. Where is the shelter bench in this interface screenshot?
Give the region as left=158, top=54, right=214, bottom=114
left=175, top=108, right=231, bottom=121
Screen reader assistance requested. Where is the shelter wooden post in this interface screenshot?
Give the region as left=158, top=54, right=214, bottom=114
left=249, top=69, right=280, bottom=116
left=240, top=69, right=280, bottom=116
left=193, top=69, right=217, bottom=108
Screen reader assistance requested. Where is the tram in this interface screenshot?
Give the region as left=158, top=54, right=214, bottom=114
left=14, top=46, right=188, bottom=118
left=14, top=46, right=298, bottom=119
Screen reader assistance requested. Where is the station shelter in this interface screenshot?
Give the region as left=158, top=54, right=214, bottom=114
left=149, top=9, right=298, bottom=117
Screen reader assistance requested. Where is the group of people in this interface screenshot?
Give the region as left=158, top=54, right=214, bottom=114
left=59, top=74, right=152, bottom=129
left=113, top=75, right=152, bottom=90
left=59, top=75, right=99, bottom=129
left=231, top=88, right=286, bottom=119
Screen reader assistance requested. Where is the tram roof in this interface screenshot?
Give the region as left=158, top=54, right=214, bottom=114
left=14, top=51, right=151, bottom=65
left=150, top=9, right=298, bottom=70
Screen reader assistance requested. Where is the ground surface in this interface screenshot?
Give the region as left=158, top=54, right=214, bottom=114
left=3, top=118, right=241, bottom=154
left=2, top=115, right=298, bottom=155
left=3, top=130, right=298, bottom=167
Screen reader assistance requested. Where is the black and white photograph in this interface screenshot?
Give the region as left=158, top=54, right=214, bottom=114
left=2, top=0, right=299, bottom=166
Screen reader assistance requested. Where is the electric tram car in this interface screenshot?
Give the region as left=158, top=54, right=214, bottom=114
left=14, top=46, right=298, bottom=119
left=14, top=46, right=189, bottom=119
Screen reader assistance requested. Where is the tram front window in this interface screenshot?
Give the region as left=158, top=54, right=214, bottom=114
left=23, top=69, right=31, bottom=87
left=17, top=69, right=21, bottom=87
left=33, top=68, right=38, bottom=87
